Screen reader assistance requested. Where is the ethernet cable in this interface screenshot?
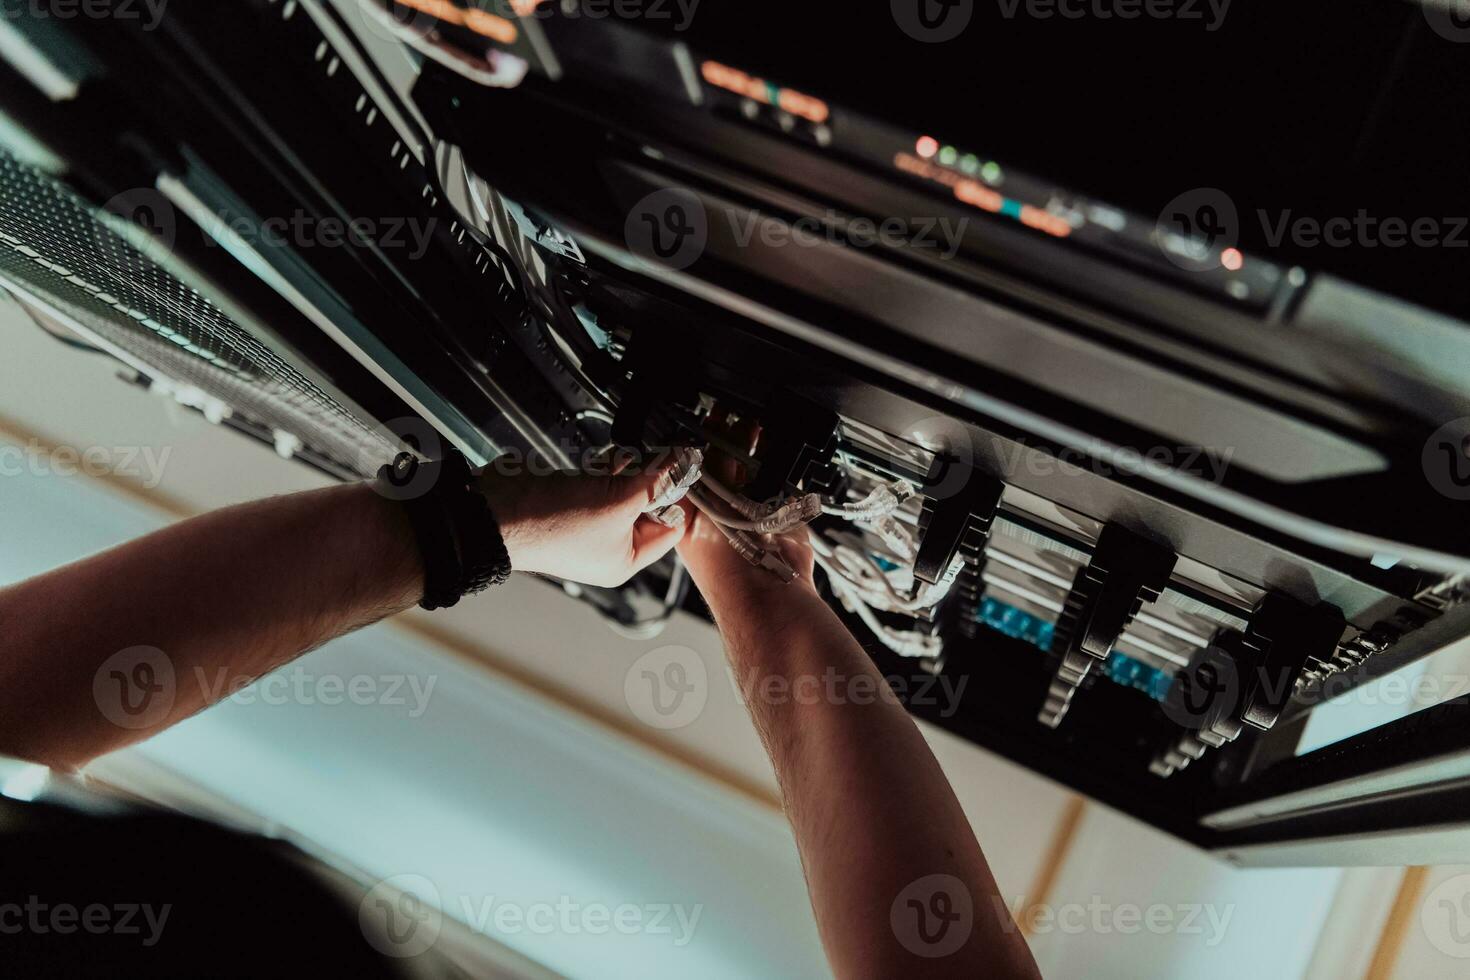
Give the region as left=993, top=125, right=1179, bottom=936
left=816, top=550, right=942, bottom=659
left=689, top=486, right=823, bottom=535
left=694, top=504, right=797, bottom=584
left=821, top=479, right=916, bottom=520
left=698, top=470, right=775, bottom=520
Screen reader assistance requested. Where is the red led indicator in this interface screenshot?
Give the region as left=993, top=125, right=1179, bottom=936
left=916, top=136, right=939, bottom=160
left=1221, top=247, right=1244, bottom=272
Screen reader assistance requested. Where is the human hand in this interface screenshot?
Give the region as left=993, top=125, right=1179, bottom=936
left=674, top=415, right=822, bottom=619
left=476, top=451, right=687, bottom=587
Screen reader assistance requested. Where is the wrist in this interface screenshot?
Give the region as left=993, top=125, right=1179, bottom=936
left=705, top=576, right=832, bottom=655
left=474, top=469, right=538, bottom=570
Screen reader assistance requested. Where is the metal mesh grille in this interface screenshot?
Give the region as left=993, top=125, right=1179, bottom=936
left=0, top=149, right=394, bottom=474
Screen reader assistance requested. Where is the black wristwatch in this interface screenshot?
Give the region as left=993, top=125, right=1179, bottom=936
left=375, top=449, right=512, bottom=610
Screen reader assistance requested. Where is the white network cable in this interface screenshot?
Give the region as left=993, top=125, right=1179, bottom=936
left=821, top=479, right=915, bottom=520
left=697, top=471, right=772, bottom=520
left=815, top=550, right=943, bottom=659
left=689, top=485, right=821, bottom=535
left=685, top=489, right=798, bottom=583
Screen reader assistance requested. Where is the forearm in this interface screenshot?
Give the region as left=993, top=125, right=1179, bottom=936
left=0, top=482, right=422, bottom=770
left=703, top=582, right=1039, bottom=979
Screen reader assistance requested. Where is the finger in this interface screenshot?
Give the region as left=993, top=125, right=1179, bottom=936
left=618, top=448, right=698, bottom=515
left=595, top=445, right=639, bottom=477
left=630, top=512, right=685, bottom=572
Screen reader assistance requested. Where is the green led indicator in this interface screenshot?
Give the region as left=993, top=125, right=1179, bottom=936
left=959, top=154, right=980, bottom=175
left=938, top=145, right=959, bottom=166
left=981, top=160, right=1003, bottom=184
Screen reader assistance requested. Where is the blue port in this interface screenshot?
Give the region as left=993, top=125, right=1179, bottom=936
left=1103, top=651, right=1174, bottom=702
left=977, top=597, right=1055, bottom=651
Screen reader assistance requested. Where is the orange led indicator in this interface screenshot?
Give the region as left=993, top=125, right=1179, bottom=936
left=700, top=61, right=830, bottom=124
left=392, top=0, right=519, bottom=44
left=1019, top=205, right=1072, bottom=239
left=955, top=179, right=1002, bottom=214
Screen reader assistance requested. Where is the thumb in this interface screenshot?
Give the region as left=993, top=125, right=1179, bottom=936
left=618, top=448, right=702, bottom=514
left=630, top=512, right=686, bottom=573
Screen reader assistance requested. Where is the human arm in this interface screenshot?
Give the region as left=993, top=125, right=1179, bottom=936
left=0, top=457, right=683, bottom=771
left=677, top=500, right=1041, bottom=978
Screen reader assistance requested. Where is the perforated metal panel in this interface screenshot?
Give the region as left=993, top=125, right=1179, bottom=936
left=0, top=149, right=394, bottom=474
